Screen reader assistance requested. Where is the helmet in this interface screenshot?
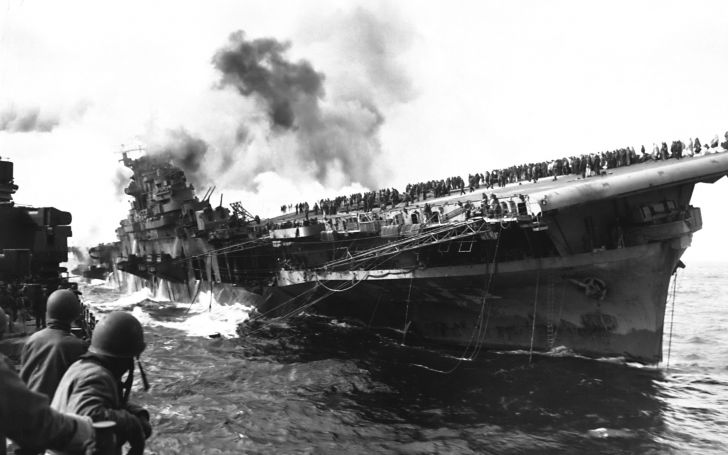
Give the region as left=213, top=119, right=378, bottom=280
left=47, top=289, right=82, bottom=322
left=90, top=311, right=146, bottom=358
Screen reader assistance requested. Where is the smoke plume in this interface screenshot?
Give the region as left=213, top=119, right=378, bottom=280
left=148, top=128, right=210, bottom=189
left=138, top=7, right=414, bottom=202
left=213, top=32, right=325, bottom=130
left=112, top=168, right=130, bottom=198
left=211, top=30, right=387, bottom=188
left=0, top=106, right=60, bottom=133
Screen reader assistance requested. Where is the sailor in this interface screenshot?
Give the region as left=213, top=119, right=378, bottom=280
left=20, top=289, right=88, bottom=400
left=489, top=193, right=501, bottom=216
left=0, top=308, right=95, bottom=455
left=651, top=143, right=660, bottom=160
left=0, top=284, right=16, bottom=333
left=51, top=311, right=152, bottom=455
left=34, top=285, right=49, bottom=329
left=660, top=142, right=669, bottom=160
left=710, top=134, right=719, bottom=149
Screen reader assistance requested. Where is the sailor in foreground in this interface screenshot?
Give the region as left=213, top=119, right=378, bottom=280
left=0, top=308, right=95, bottom=455
left=20, top=289, right=88, bottom=399
left=51, top=311, right=151, bottom=455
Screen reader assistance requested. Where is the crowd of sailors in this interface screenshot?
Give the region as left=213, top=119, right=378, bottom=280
left=279, top=132, right=728, bottom=219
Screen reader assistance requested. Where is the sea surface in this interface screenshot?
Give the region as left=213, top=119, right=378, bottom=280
left=79, top=260, right=728, bottom=455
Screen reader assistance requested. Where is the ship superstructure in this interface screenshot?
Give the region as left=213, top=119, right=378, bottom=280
left=115, top=151, right=272, bottom=290
left=0, top=157, right=95, bottom=348
left=103, top=149, right=728, bottom=363
left=0, top=159, right=72, bottom=288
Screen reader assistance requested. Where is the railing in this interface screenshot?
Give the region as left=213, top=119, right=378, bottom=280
left=317, top=218, right=494, bottom=271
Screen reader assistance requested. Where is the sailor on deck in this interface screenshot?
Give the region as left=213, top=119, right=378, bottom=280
left=20, top=289, right=88, bottom=400
left=0, top=308, right=95, bottom=455
left=51, top=311, right=151, bottom=455
left=489, top=193, right=501, bottom=217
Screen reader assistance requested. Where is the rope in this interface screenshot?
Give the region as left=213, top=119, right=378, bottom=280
left=411, top=225, right=502, bottom=374
left=469, top=230, right=503, bottom=360
left=315, top=272, right=370, bottom=292
left=368, top=294, right=382, bottom=327
left=183, top=280, right=203, bottom=315
left=401, top=276, right=414, bottom=345
left=528, top=270, right=541, bottom=365
left=245, top=284, right=320, bottom=322
left=242, top=249, right=401, bottom=334
left=666, top=269, right=679, bottom=370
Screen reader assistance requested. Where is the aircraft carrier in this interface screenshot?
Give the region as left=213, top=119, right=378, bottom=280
left=98, top=147, right=728, bottom=363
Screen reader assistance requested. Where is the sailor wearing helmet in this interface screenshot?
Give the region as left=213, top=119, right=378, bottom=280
left=51, top=311, right=152, bottom=455
left=20, top=289, right=88, bottom=400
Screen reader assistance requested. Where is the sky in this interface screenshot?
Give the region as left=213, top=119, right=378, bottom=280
left=0, top=0, right=726, bottom=263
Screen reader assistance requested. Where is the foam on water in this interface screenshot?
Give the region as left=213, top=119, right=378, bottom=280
left=85, top=283, right=253, bottom=338
left=142, top=291, right=253, bottom=338
left=75, top=261, right=728, bottom=454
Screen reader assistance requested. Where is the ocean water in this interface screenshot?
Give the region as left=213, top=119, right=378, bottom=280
left=79, top=260, right=728, bottom=455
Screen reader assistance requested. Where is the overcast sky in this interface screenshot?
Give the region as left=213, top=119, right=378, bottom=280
left=0, top=0, right=726, bottom=263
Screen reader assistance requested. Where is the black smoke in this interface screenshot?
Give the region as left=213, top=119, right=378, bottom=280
left=211, top=31, right=387, bottom=188
left=212, top=32, right=325, bottom=130
left=148, top=128, right=209, bottom=189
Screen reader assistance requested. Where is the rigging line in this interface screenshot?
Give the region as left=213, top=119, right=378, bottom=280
left=314, top=269, right=373, bottom=293
left=183, top=279, right=202, bottom=314
left=246, top=284, right=320, bottom=322
left=528, top=270, right=541, bottom=365
left=455, top=226, right=502, bottom=364
left=401, top=275, right=414, bottom=345
left=171, top=238, right=269, bottom=264
left=247, top=248, right=399, bottom=328
left=268, top=282, right=349, bottom=323
left=245, top=219, right=492, bottom=340
left=242, top=286, right=336, bottom=337
left=467, top=227, right=502, bottom=360
left=414, top=227, right=502, bottom=375
left=551, top=279, right=567, bottom=347
left=666, top=269, right=679, bottom=370
left=449, top=224, right=503, bottom=364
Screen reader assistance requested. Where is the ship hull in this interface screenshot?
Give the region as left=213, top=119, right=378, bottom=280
left=262, top=239, right=687, bottom=363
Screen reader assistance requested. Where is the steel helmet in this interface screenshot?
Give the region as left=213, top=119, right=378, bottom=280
left=46, top=289, right=82, bottom=322
left=90, top=311, right=146, bottom=358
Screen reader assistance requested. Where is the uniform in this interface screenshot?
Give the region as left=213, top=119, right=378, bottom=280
left=51, top=354, right=150, bottom=455
left=0, top=354, right=93, bottom=455
left=51, top=311, right=151, bottom=455
left=20, top=321, right=87, bottom=399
